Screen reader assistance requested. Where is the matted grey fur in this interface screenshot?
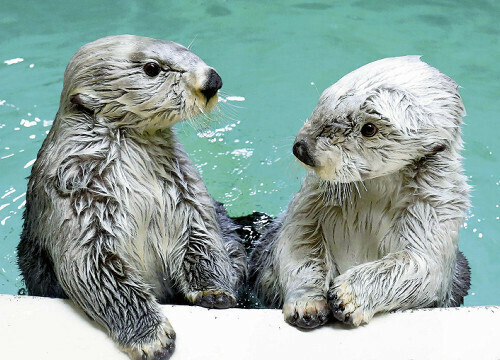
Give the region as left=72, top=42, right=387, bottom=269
left=17, top=35, right=246, bottom=360
left=250, top=56, right=471, bottom=329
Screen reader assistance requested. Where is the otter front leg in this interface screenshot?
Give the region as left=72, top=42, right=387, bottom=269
left=176, top=213, right=239, bottom=309
left=283, top=296, right=330, bottom=329
left=327, top=203, right=460, bottom=326
left=58, top=242, right=175, bottom=360
left=277, top=228, right=331, bottom=328
left=327, top=251, right=423, bottom=326
left=281, top=267, right=330, bottom=329
left=181, top=237, right=238, bottom=309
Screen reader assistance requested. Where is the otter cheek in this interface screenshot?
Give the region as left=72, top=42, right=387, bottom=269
left=188, top=66, right=222, bottom=111
left=315, top=166, right=332, bottom=182
left=179, top=73, right=209, bottom=116
left=315, top=150, right=341, bottom=182
left=204, top=93, right=218, bottom=112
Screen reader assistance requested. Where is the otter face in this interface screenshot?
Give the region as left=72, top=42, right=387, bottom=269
left=62, top=35, right=222, bottom=130
left=293, top=56, right=464, bottom=183
left=293, top=93, right=420, bottom=183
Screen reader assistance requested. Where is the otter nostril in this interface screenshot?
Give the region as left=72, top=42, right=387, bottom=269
left=200, top=69, right=222, bottom=101
left=293, top=139, right=316, bottom=167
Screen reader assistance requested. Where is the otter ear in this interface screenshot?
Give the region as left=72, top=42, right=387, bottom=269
left=424, top=142, right=447, bottom=156
left=69, top=91, right=101, bottom=114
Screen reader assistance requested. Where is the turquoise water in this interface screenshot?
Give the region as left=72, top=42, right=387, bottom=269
left=0, top=1, right=498, bottom=306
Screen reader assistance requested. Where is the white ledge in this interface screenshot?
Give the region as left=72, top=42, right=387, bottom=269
left=1, top=294, right=498, bottom=360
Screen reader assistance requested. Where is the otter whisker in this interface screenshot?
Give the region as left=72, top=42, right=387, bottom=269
left=359, top=178, right=367, bottom=192
left=351, top=179, right=362, bottom=199
left=344, top=167, right=362, bottom=200
left=187, top=34, right=198, bottom=50
left=275, top=136, right=296, bottom=151
left=284, top=158, right=306, bottom=185
left=216, top=93, right=244, bottom=122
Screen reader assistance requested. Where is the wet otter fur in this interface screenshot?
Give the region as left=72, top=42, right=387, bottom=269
left=17, top=35, right=246, bottom=360
left=250, top=56, right=471, bottom=328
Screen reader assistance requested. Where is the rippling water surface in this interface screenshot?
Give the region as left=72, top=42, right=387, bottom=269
left=1, top=0, right=499, bottom=306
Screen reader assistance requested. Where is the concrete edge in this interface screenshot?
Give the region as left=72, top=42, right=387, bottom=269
left=1, top=294, right=498, bottom=360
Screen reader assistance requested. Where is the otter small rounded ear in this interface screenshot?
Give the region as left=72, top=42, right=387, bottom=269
left=425, top=142, right=446, bottom=156
left=69, top=92, right=100, bottom=114
left=432, top=143, right=446, bottom=153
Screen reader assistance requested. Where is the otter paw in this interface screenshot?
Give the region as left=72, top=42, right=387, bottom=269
left=188, top=290, right=237, bottom=309
left=124, top=320, right=176, bottom=360
left=283, top=298, right=330, bottom=329
left=327, top=279, right=373, bottom=327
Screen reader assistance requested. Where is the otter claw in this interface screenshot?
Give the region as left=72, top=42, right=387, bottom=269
left=283, top=298, right=331, bottom=329
left=192, top=290, right=237, bottom=309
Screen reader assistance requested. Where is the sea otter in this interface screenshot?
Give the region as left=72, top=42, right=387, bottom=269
left=17, top=35, right=246, bottom=360
left=250, top=56, right=471, bottom=329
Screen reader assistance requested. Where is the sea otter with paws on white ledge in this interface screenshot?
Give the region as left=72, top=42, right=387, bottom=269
left=250, top=56, right=471, bottom=328
left=17, top=35, right=246, bottom=360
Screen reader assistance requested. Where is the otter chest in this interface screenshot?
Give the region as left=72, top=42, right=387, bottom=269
left=116, top=139, right=184, bottom=260
left=323, top=183, right=404, bottom=274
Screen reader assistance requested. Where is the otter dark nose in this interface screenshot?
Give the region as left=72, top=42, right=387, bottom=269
left=201, top=69, right=223, bottom=101
left=293, top=139, right=316, bottom=167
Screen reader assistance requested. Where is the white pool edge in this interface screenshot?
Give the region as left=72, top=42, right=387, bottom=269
left=1, top=294, right=498, bottom=360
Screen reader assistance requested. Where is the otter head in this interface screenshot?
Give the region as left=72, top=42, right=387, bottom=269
left=293, top=56, right=465, bottom=183
left=60, top=35, right=222, bottom=130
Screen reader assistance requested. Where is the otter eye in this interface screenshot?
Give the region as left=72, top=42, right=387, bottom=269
left=143, top=62, right=161, bottom=77
left=361, top=123, right=378, bottom=137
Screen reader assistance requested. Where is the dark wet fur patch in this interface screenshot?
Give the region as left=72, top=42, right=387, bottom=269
left=230, top=212, right=274, bottom=255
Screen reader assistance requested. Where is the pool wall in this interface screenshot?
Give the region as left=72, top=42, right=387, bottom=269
left=1, top=294, right=498, bottom=359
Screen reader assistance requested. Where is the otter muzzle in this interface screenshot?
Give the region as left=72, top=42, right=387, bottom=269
left=200, top=68, right=223, bottom=102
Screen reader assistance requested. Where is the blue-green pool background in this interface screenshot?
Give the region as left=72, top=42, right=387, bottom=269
left=1, top=1, right=499, bottom=306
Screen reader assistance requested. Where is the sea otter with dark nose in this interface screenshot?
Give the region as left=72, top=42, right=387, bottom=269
left=17, top=35, right=246, bottom=360
left=250, top=56, right=471, bottom=329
